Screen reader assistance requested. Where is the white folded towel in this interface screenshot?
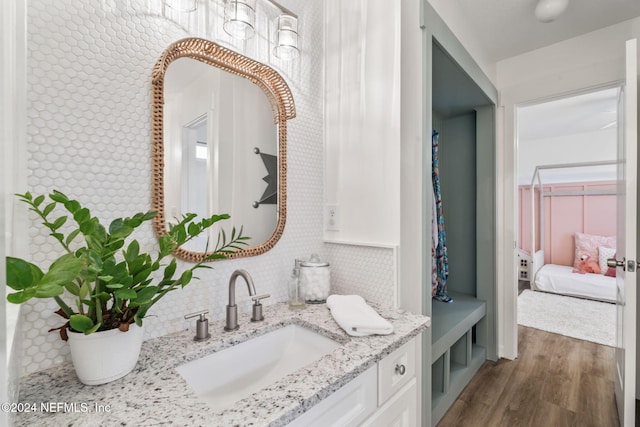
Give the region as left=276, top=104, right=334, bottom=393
left=326, top=295, right=394, bottom=337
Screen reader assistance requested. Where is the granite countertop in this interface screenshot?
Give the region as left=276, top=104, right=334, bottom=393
left=16, top=302, right=430, bottom=427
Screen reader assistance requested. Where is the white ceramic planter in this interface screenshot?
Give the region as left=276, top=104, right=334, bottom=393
left=67, top=324, right=144, bottom=385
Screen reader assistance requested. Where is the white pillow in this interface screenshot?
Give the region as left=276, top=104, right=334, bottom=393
left=598, top=246, right=616, bottom=275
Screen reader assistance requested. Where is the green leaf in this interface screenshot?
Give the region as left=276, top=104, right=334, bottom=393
left=49, top=190, right=68, bottom=203
left=95, top=292, right=111, bottom=302
left=52, top=216, right=67, bottom=230
left=80, top=299, right=96, bottom=308
left=78, top=281, right=91, bottom=300
left=6, top=288, right=36, bottom=304
left=33, top=195, right=45, bottom=207
left=6, top=257, right=43, bottom=290
left=79, top=219, right=96, bottom=235
left=42, top=202, right=57, bottom=217
left=187, top=222, right=200, bottom=236
left=109, top=218, right=133, bottom=240
left=50, top=232, right=64, bottom=243
left=63, top=199, right=81, bottom=214
left=106, top=283, right=124, bottom=289
left=64, top=282, right=81, bottom=296
left=180, top=269, right=193, bottom=285
left=85, top=322, right=102, bottom=335
left=114, top=289, right=137, bottom=300
left=39, top=254, right=85, bottom=289
left=134, top=286, right=159, bottom=304
left=97, top=275, right=114, bottom=283
left=142, top=211, right=157, bottom=221
left=132, top=268, right=151, bottom=285
left=73, top=207, right=90, bottom=224
left=124, top=240, right=140, bottom=264
left=34, top=283, right=65, bottom=298
left=84, top=235, right=103, bottom=251
left=69, top=314, right=94, bottom=333
left=65, top=228, right=81, bottom=246
left=163, top=258, right=177, bottom=279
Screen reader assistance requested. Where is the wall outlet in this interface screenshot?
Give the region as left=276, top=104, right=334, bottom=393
left=325, top=204, right=340, bottom=231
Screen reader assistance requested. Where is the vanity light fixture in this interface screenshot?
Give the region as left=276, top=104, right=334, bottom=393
left=223, top=0, right=257, bottom=40
left=222, top=0, right=300, bottom=60
left=273, top=13, right=299, bottom=60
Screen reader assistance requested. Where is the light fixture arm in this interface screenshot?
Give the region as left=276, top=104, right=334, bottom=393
left=265, top=0, right=297, bottom=19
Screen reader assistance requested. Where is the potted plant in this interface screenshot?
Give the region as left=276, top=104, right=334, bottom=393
left=6, top=190, right=248, bottom=385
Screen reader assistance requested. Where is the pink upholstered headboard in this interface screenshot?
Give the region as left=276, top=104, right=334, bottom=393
left=518, top=181, right=616, bottom=266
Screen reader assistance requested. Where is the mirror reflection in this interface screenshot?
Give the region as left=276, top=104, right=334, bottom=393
left=163, top=57, right=278, bottom=253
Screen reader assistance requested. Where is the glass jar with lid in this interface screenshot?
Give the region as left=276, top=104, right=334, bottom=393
left=299, top=254, right=330, bottom=303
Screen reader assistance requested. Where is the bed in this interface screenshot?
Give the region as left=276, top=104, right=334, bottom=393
left=532, top=263, right=616, bottom=303
left=526, top=161, right=618, bottom=303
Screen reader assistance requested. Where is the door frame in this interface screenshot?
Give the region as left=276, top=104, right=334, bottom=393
left=500, top=80, right=624, bottom=360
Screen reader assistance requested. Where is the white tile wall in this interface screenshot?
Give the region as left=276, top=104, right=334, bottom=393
left=326, top=243, right=397, bottom=308
left=23, top=0, right=325, bottom=376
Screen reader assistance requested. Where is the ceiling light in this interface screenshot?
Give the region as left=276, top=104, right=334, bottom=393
left=535, top=0, right=569, bottom=23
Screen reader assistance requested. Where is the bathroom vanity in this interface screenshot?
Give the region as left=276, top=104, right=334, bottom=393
left=16, top=303, right=429, bottom=426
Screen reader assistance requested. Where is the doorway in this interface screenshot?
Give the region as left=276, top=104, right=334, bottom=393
left=514, top=86, right=619, bottom=346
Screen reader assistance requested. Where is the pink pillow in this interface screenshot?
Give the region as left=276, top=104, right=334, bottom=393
left=574, top=233, right=616, bottom=269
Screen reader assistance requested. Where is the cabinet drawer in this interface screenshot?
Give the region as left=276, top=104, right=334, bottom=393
left=378, top=338, right=416, bottom=405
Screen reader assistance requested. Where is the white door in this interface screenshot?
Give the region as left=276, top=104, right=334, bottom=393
left=612, top=38, right=638, bottom=427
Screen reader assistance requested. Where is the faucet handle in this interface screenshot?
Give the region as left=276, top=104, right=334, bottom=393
left=185, top=310, right=209, bottom=320
left=251, top=294, right=270, bottom=303
left=251, top=294, right=270, bottom=322
left=184, top=310, right=210, bottom=341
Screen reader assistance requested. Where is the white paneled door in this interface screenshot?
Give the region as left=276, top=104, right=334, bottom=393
left=612, top=38, right=638, bottom=427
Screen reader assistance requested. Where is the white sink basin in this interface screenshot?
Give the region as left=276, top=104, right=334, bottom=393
left=176, top=325, right=340, bottom=411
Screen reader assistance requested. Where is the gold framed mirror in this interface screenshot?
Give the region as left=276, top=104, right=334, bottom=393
left=151, top=38, right=296, bottom=263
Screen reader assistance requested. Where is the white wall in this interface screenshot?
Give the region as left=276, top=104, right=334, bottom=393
left=324, top=0, right=401, bottom=246
left=496, top=17, right=640, bottom=359
left=426, top=0, right=497, bottom=86
left=518, top=128, right=617, bottom=185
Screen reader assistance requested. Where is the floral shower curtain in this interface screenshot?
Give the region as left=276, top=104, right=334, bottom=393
left=432, top=130, right=452, bottom=303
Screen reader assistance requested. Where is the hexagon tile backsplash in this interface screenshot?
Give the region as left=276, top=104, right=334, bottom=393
left=23, top=0, right=397, bottom=377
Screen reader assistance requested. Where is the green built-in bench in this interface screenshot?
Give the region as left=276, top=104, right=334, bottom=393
left=431, top=291, right=487, bottom=424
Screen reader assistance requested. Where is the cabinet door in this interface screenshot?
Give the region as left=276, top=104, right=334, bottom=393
left=287, top=365, right=377, bottom=427
left=361, top=378, right=417, bottom=427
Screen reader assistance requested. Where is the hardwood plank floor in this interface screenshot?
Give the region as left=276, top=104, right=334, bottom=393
left=437, top=326, right=618, bottom=427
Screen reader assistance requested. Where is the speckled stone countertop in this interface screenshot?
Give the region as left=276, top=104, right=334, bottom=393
left=16, top=302, right=430, bottom=427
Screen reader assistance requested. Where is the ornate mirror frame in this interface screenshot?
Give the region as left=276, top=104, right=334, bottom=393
left=151, top=37, right=296, bottom=263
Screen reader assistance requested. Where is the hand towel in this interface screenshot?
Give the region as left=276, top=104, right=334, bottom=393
left=326, top=295, right=394, bottom=337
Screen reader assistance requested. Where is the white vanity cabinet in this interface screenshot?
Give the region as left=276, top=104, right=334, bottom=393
left=288, top=337, right=419, bottom=427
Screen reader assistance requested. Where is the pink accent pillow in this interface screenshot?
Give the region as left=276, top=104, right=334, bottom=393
left=574, top=233, right=616, bottom=269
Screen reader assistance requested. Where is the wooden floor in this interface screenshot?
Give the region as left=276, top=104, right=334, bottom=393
left=438, top=326, right=619, bottom=427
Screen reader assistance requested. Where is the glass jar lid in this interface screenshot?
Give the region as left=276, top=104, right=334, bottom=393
left=300, top=253, right=329, bottom=267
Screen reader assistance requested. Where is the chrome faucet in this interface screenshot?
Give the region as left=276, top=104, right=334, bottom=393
left=225, top=269, right=269, bottom=331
